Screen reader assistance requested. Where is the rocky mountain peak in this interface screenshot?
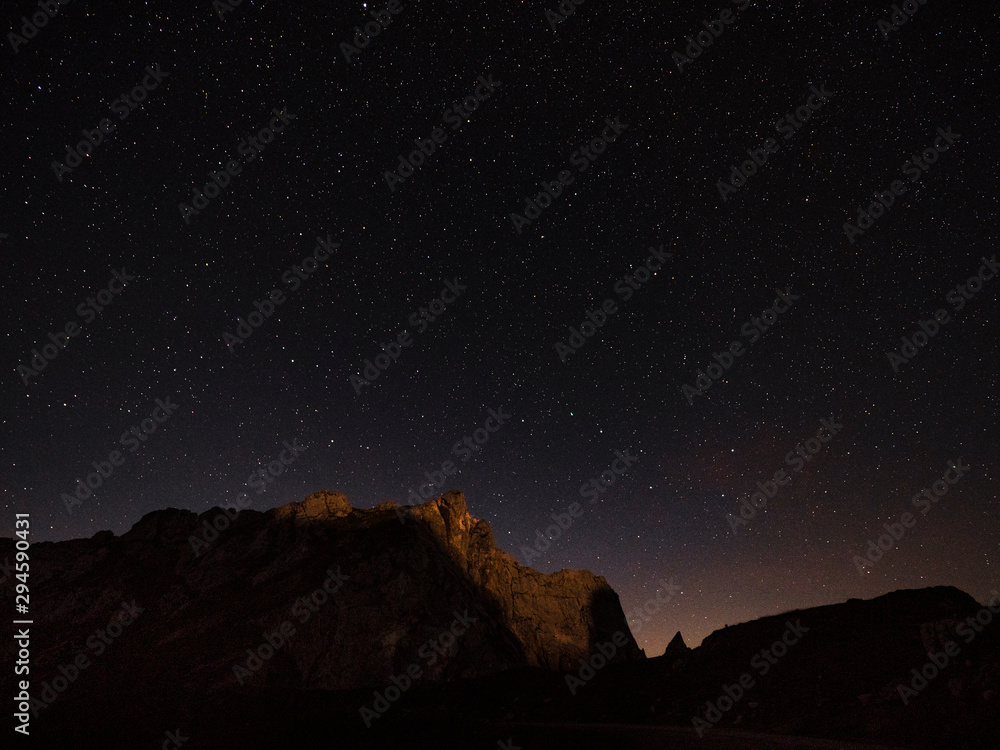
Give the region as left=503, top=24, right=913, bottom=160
left=270, top=490, right=353, bottom=523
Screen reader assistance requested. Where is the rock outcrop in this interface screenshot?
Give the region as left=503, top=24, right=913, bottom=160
left=2, top=490, right=642, bottom=700
left=662, top=631, right=690, bottom=661
left=400, top=491, right=639, bottom=670
left=272, top=490, right=354, bottom=523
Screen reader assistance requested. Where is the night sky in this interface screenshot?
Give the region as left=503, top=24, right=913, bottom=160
left=2, top=0, right=997, bottom=655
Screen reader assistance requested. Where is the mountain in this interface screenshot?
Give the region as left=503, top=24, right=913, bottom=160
left=7, top=491, right=640, bottom=693
left=453, top=585, right=999, bottom=749
left=2, top=491, right=996, bottom=750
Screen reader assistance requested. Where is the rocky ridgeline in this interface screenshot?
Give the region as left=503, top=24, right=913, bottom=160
left=3, top=490, right=642, bottom=698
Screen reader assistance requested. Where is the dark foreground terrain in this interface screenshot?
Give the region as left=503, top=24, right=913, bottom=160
left=3, top=493, right=997, bottom=748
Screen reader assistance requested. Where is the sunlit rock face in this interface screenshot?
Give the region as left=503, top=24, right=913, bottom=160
left=6, top=489, right=642, bottom=696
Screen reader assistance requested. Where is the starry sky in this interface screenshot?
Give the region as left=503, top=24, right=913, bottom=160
left=2, top=0, right=997, bottom=654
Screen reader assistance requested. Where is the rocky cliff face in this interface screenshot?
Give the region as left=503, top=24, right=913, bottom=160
left=4, top=490, right=641, bottom=700
left=4, top=505, right=995, bottom=750
left=399, top=491, right=639, bottom=671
